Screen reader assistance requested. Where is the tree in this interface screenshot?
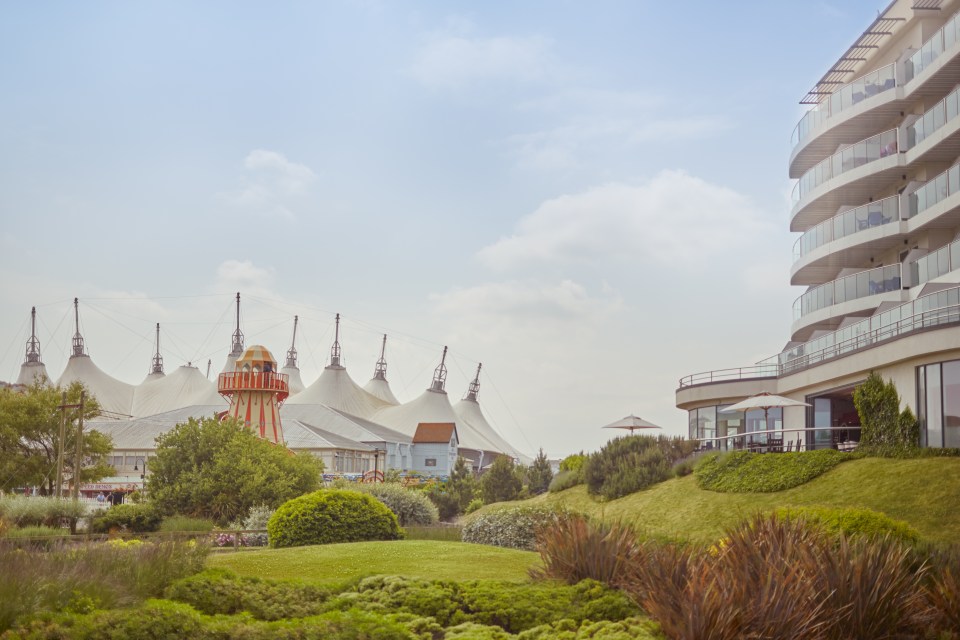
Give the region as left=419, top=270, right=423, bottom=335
left=481, top=455, right=522, bottom=504
left=0, top=381, right=111, bottom=494
left=526, top=449, right=553, bottom=495
left=853, top=372, right=920, bottom=456
left=148, top=416, right=323, bottom=525
left=426, top=456, right=478, bottom=520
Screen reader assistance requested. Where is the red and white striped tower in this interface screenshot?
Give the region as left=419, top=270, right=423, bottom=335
left=218, top=345, right=289, bottom=444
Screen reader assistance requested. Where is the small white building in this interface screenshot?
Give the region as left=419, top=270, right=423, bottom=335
left=411, top=422, right=458, bottom=476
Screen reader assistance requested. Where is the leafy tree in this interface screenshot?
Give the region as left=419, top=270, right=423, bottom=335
left=481, top=455, right=523, bottom=504
left=526, top=449, right=553, bottom=495
left=148, top=416, right=323, bottom=525
left=0, top=381, right=111, bottom=494
left=853, top=372, right=920, bottom=456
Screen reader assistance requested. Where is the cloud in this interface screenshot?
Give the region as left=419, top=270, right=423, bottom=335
left=218, top=150, right=317, bottom=220
left=409, top=25, right=556, bottom=90
left=478, top=170, right=773, bottom=271
left=432, top=279, right=621, bottom=321
left=216, top=260, right=275, bottom=295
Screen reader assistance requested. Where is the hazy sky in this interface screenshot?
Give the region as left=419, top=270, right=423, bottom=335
left=0, top=1, right=871, bottom=457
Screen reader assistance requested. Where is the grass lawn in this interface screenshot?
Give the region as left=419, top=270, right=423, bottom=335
left=482, top=457, right=960, bottom=545
left=208, top=540, right=540, bottom=584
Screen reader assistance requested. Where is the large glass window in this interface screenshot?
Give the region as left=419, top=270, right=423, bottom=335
left=927, top=364, right=944, bottom=448
left=943, top=361, right=960, bottom=448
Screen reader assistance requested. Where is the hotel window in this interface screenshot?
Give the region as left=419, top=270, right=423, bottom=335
left=917, top=359, right=960, bottom=448
left=425, top=458, right=437, bottom=467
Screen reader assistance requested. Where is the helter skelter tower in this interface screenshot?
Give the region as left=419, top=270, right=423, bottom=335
left=217, top=345, right=289, bottom=444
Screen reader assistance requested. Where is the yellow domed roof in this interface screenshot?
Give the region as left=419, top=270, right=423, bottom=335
left=235, top=345, right=277, bottom=371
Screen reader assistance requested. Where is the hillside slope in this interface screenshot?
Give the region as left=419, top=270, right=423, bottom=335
left=493, top=457, right=960, bottom=544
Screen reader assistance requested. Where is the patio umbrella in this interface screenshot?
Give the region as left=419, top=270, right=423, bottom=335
left=601, top=414, right=662, bottom=435
left=720, top=392, right=810, bottom=427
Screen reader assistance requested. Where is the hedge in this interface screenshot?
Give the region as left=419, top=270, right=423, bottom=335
left=694, top=449, right=853, bottom=493
left=267, top=489, right=401, bottom=548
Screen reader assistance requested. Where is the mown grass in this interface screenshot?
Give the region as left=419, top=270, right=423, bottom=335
left=479, top=457, right=960, bottom=545
left=208, top=540, right=540, bottom=583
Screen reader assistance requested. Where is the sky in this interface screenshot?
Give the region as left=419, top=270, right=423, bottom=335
left=0, top=1, right=874, bottom=458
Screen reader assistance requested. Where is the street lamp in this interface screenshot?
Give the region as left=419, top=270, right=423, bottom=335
left=133, top=456, right=148, bottom=498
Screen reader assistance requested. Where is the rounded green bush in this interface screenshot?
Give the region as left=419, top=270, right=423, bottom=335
left=89, top=503, right=162, bottom=533
left=267, top=489, right=401, bottom=548
left=348, top=482, right=439, bottom=526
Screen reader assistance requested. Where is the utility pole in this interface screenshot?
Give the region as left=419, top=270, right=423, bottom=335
left=55, top=391, right=68, bottom=499
left=71, top=391, right=85, bottom=501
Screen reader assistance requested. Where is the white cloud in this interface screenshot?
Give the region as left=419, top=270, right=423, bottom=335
left=409, top=28, right=556, bottom=90
left=218, top=150, right=317, bottom=220
left=432, top=279, right=621, bottom=322
left=478, top=170, right=773, bottom=271
left=216, top=259, right=275, bottom=294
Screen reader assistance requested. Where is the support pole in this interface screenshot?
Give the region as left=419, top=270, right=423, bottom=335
left=55, top=391, right=67, bottom=499
left=71, top=392, right=85, bottom=501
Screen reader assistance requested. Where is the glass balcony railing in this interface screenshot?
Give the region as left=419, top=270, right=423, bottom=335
left=905, top=11, right=960, bottom=81
left=792, top=129, right=898, bottom=204
left=793, top=196, right=899, bottom=261
left=907, top=85, right=960, bottom=147
left=793, top=264, right=902, bottom=321
left=909, top=238, right=960, bottom=286
left=906, top=162, right=960, bottom=219
left=792, top=64, right=897, bottom=148
left=779, top=285, right=960, bottom=373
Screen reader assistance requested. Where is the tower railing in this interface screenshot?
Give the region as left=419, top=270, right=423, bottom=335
left=218, top=371, right=289, bottom=395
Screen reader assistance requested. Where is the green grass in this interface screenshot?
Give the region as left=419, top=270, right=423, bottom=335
left=208, top=540, right=540, bottom=583
left=480, top=457, right=960, bottom=545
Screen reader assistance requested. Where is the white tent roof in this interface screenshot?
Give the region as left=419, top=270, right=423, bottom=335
left=57, top=355, right=136, bottom=418
left=283, top=418, right=376, bottom=452
left=363, top=376, right=399, bottom=405
left=285, top=365, right=389, bottom=418
left=16, top=362, right=49, bottom=387
left=280, top=365, right=305, bottom=396
left=141, top=371, right=165, bottom=384
left=281, top=402, right=411, bottom=446
left=89, top=405, right=225, bottom=449
left=454, top=397, right=529, bottom=462
left=131, top=365, right=226, bottom=418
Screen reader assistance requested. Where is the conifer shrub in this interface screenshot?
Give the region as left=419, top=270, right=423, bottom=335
left=853, top=371, right=920, bottom=456
left=584, top=435, right=698, bottom=500
left=694, top=449, right=851, bottom=493
left=267, top=489, right=401, bottom=548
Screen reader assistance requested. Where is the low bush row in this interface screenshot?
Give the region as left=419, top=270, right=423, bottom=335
left=461, top=506, right=562, bottom=550
left=693, top=449, right=853, bottom=493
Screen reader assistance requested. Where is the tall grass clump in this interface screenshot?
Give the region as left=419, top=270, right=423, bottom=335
left=0, top=539, right=209, bottom=632
left=583, top=435, right=698, bottom=500
left=0, top=496, right=86, bottom=531
left=616, top=512, right=930, bottom=640
left=531, top=513, right=640, bottom=585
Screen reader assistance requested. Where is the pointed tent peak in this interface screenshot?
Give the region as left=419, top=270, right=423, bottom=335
left=24, top=306, right=42, bottom=365
left=329, top=313, right=342, bottom=368
left=429, top=346, right=448, bottom=393
left=71, top=298, right=86, bottom=357
left=372, top=334, right=388, bottom=381
left=150, top=323, right=164, bottom=375
left=463, top=362, right=482, bottom=402
left=229, top=292, right=245, bottom=358
left=285, top=315, right=299, bottom=369
left=206, top=359, right=212, bottom=379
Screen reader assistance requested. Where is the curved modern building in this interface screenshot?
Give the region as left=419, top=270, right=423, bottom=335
left=678, top=0, right=960, bottom=451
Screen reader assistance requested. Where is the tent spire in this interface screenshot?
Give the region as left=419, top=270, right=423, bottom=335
left=464, top=362, right=482, bottom=401
left=71, top=298, right=86, bottom=357
left=24, top=307, right=42, bottom=364
left=430, top=346, right=448, bottom=392
left=330, top=313, right=342, bottom=367
left=150, top=323, right=164, bottom=375
left=372, top=334, right=388, bottom=380
left=285, top=315, right=299, bottom=368
left=229, top=292, right=245, bottom=358
left=206, top=359, right=211, bottom=379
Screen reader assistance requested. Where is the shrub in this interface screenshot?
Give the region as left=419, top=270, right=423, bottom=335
left=694, top=449, right=852, bottom=493
left=480, top=456, right=523, bottom=504
left=525, top=449, right=553, bottom=495
left=159, top=515, right=216, bottom=532
left=464, top=498, right=484, bottom=514
left=775, top=505, right=921, bottom=544
left=89, top=503, right=162, bottom=533
left=559, top=453, right=586, bottom=474
left=531, top=513, right=640, bottom=585
left=350, top=483, right=439, bottom=526
left=619, top=512, right=929, bottom=640
left=518, top=617, right=662, bottom=639
left=225, top=503, right=274, bottom=547
left=548, top=469, right=582, bottom=493
left=462, top=506, right=565, bottom=550
left=584, top=435, right=698, bottom=500
left=854, top=372, right=920, bottom=456
left=0, top=496, right=86, bottom=528
left=267, top=489, right=401, bottom=548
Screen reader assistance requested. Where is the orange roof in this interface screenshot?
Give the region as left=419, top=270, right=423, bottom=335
left=413, top=422, right=458, bottom=444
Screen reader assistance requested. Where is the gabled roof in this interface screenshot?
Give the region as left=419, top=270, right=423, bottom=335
left=413, top=422, right=458, bottom=444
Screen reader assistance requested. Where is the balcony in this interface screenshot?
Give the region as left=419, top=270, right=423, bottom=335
left=793, top=263, right=902, bottom=322
left=792, top=129, right=899, bottom=206
left=904, top=12, right=960, bottom=83
left=909, top=237, right=960, bottom=287
left=218, top=371, right=290, bottom=402
left=793, top=197, right=899, bottom=262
